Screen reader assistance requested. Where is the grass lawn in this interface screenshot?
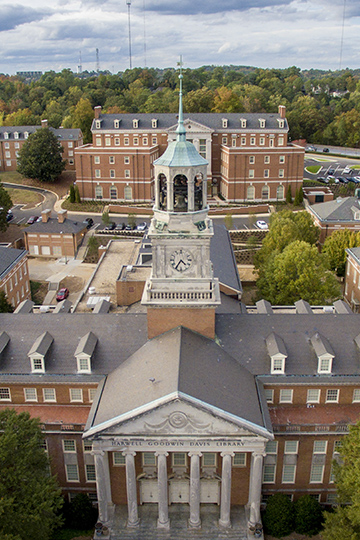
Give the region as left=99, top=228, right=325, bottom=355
left=0, top=170, right=75, bottom=198
left=6, top=187, right=43, bottom=207
left=351, top=165, right=360, bottom=169
left=305, top=165, right=321, bottom=174
left=62, top=198, right=105, bottom=213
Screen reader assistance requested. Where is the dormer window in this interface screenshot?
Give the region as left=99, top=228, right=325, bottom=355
left=240, top=118, right=247, bottom=128
left=266, top=332, right=287, bottom=374
left=14, top=131, right=19, bottom=139
left=28, top=331, right=53, bottom=374
left=351, top=206, right=360, bottom=220
left=152, top=118, right=158, bottom=128
left=4, top=132, right=8, bottom=140
left=95, top=120, right=101, bottom=129
left=311, top=333, right=334, bottom=374
left=222, top=118, right=228, bottom=128
left=114, top=119, right=120, bottom=129
left=75, top=331, right=97, bottom=374
left=24, top=131, right=29, bottom=139
left=259, top=119, right=266, bottom=129
left=133, top=119, right=139, bottom=128
left=278, top=119, right=285, bottom=129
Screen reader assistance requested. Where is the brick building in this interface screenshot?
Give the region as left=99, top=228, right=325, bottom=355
left=74, top=105, right=304, bottom=204
left=0, top=121, right=83, bottom=171
left=306, top=196, right=360, bottom=243
left=344, top=246, right=360, bottom=311
left=0, top=246, right=30, bottom=309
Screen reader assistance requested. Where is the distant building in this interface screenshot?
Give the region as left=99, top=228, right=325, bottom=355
left=306, top=196, right=360, bottom=243
left=16, top=71, right=42, bottom=82
left=74, top=105, right=304, bottom=204
left=0, top=246, right=30, bottom=309
left=0, top=120, right=83, bottom=172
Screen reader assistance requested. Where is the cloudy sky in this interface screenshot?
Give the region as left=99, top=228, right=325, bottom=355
left=0, top=0, right=359, bottom=75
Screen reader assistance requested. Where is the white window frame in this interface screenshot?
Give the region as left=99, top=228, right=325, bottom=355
left=110, top=169, right=115, bottom=178
left=250, top=137, right=256, bottom=145
left=326, top=389, right=339, bottom=403
left=105, top=137, right=111, bottom=146
left=271, top=357, right=285, bottom=374
left=279, top=155, right=285, bottom=163
left=278, top=137, right=284, bottom=146
left=266, top=440, right=278, bottom=454
left=31, top=357, right=45, bottom=373
left=69, top=388, right=83, bottom=402
left=95, top=169, right=101, bottom=178
left=233, top=453, right=246, bottom=467
left=142, top=452, right=157, bottom=466
left=202, top=453, right=217, bottom=467
left=113, top=452, right=126, bottom=466
left=264, top=155, right=270, bottom=164
left=85, top=464, right=96, bottom=482
left=125, top=169, right=130, bottom=178
left=0, top=388, right=11, bottom=401
left=63, top=439, right=76, bottom=453
left=89, top=388, right=97, bottom=402
left=24, top=388, right=38, bottom=402
left=249, top=156, right=255, bottom=164
left=43, top=388, right=56, bottom=402
left=249, top=169, right=255, bottom=179
left=284, top=441, right=299, bottom=454
left=310, top=464, right=325, bottom=483
left=65, top=463, right=79, bottom=482
left=77, top=357, right=91, bottom=374
left=279, top=388, right=293, bottom=403
left=264, top=388, right=274, bottom=403
left=263, top=464, right=276, bottom=483
left=109, top=156, right=115, bottom=164
left=282, top=464, right=296, bottom=483
left=172, top=453, right=187, bottom=467
left=353, top=389, right=360, bottom=402
left=313, top=440, right=327, bottom=454
left=307, top=388, right=320, bottom=403
left=94, top=156, right=100, bottom=164
left=318, top=357, right=332, bottom=374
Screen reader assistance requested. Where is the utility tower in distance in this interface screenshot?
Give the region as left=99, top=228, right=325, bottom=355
left=77, top=51, right=82, bottom=74
left=96, top=48, right=100, bottom=74
left=126, top=0, right=132, bottom=69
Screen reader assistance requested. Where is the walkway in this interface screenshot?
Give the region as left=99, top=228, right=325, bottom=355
left=109, top=504, right=250, bottom=540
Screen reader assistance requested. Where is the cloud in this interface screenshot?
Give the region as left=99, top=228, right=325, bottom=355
left=144, top=0, right=288, bottom=16
left=0, top=4, right=49, bottom=31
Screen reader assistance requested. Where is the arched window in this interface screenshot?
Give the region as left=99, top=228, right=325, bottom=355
left=173, top=174, right=188, bottom=212
left=247, top=185, right=255, bottom=201
left=124, top=185, right=132, bottom=201
left=262, top=185, right=269, bottom=200
left=194, top=173, right=203, bottom=211
left=277, top=184, right=284, bottom=200
left=110, top=186, right=118, bottom=200
left=95, top=185, right=103, bottom=199
left=159, top=174, right=167, bottom=210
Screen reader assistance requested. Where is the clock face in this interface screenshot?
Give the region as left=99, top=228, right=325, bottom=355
left=170, top=249, right=193, bottom=272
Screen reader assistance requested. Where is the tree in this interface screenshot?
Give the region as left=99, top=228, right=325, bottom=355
left=224, top=212, right=233, bottom=230
left=0, top=291, right=13, bottom=313
left=128, top=212, right=136, bottom=229
left=17, top=128, right=66, bottom=182
left=69, top=184, right=75, bottom=203
left=74, top=184, right=81, bottom=203
left=294, top=494, right=323, bottom=535
left=102, top=211, right=110, bottom=226
left=0, top=183, right=13, bottom=232
left=263, top=493, right=294, bottom=537
left=71, top=97, right=94, bottom=143
left=0, top=409, right=63, bottom=540
left=323, top=229, right=360, bottom=276
left=322, top=421, right=360, bottom=540
left=257, top=240, right=341, bottom=305
left=286, top=184, right=293, bottom=204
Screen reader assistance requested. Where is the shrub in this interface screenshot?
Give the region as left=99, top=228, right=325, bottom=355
left=69, top=184, right=75, bottom=203
left=263, top=493, right=294, bottom=538
left=294, top=494, right=323, bottom=535
left=63, top=494, right=97, bottom=529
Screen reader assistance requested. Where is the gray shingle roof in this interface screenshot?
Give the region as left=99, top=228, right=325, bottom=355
left=75, top=331, right=98, bottom=357
left=310, top=332, right=335, bottom=358
left=28, top=331, right=53, bottom=357
left=25, top=217, right=86, bottom=234
left=266, top=332, right=287, bottom=358
left=0, top=126, right=81, bottom=141
left=309, top=197, right=360, bottom=222
left=0, top=247, right=27, bottom=279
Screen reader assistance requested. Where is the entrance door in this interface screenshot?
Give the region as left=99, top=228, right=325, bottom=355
left=169, top=479, right=190, bottom=503
left=200, top=478, right=220, bottom=504
left=139, top=478, right=159, bottom=504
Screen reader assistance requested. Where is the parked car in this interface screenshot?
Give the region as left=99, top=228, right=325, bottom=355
left=327, top=175, right=336, bottom=182
left=323, top=148, right=330, bottom=153
left=347, top=177, right=358, bottom=184
left=327, top=168, right=335, bottom=175
left=136, top=222, right=148, bottom=231
left=317, top=177, right=328, bottom=184
left=83, top=217, right=94, bottom=229
left=27, top=216, right=39, bottom=224
left=56, top=288, right=69, bottom=302
left=306, top=146, right=316, bottom=152
left=256, top=220, right=269, bottom=230
left=343, top=166, right=351, bottom=174
left=335, top=177, right=347, bottom=184
left=104, top=222, right=116, bottom=231
left=125, top=223, right=136, bottom=231
left=6, top=210, right=13, bottom=222
left=115, top=222, right=125, bottom=231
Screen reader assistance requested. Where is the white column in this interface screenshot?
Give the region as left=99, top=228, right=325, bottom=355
left=156, top=452, right=170, bottom=529
left=202, top=178, right=207, bottom=208
left=124, top=451, right=140, bottom=527
left=167, top=175, right=174, bottom=212
left=219, top=452, right=234, bottom=528
left=188, top=177, right=195, bottom=212
left=248, top=452, right=265, bottom=525
left=155, top=175, right=160, bottom=209
left=93, top=450, right=111, bottom=524
left=188, top=452, right=202, bottom=528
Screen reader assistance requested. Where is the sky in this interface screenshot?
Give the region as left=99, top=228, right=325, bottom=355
left=0, top=0, right=359, bottom=75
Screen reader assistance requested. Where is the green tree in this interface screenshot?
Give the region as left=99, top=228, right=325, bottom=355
left=263, top=493, right=294, bottom=537
left=69, top=184, right=75, bottom=203
left=0, top=409, right=63, bottom=540
left=71, top=97, right=94, bottom=143
left=102, top=211, right=110, bottom=226
left=286, top=184, right=293, bottom=204
left=224, top=212, right=234, bottom=230
left=257, top=240, right=341, bottom=305
left=0, top=291, right=13, bottom=313
left=0, top=183, right=13, bottom=231
left=74, top=184, right=81, bottom=203
left=322, top=421, right=360, bottom=540
left=294, top=494, right=323, bottom=535
left=128, top=212, right=136, bottom=229
left=323, top=229, right=360, bottom=276
left=17, top=127, right=66, bottom=182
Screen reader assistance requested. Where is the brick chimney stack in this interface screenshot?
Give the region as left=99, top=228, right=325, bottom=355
left=41, top=119, right=48, bottom=128
left=94, top=106, right=102, bottom=119
left=58, top=210, right=67, bottom=224
left=278, top=105, right=286, bottom=119
left=42, top=209, right=51, bottom=223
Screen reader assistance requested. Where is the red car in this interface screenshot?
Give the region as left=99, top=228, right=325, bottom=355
left=56, top=288, right=69, bottom=302
left=27, top=216, right=39, bottom=224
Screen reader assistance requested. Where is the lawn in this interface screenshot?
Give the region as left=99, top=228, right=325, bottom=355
left=0, top=170, right=75, bottom=198
left=6, top=187, right=43, bottom=208
left=305, top=165, right=321, bottom=174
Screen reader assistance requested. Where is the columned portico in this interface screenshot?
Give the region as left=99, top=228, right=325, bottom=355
left=93, top=449, right=112, bottom=524
left=124, top=451, right=140, bottom=527
left=156, top=451, right=170, bottom=529
left=219, top=452, right=234, bottom=528
left=188, top=452, right=202, bottom=528
left=248, top=451, right=265, bottom=526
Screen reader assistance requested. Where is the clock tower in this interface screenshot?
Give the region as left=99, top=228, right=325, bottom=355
left=142, top=62, right=221, bottom=339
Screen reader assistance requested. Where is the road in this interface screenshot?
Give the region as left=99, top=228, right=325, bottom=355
left=3, top=182, right=57, bottom=225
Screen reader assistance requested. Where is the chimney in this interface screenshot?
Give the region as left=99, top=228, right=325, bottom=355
left=58, top=210, right=67, bottom=224
left=41, top=209, right=51, bottom=223
left=278, top=105, right=286, bottom=119
left=41, top=119, right=48, bottom=128
left=94, top=106, right=102, bottom=119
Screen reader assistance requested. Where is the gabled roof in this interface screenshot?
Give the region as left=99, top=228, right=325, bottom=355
left=0, top=247, right=27, bottom=279
left=0, top=126, right=81, bottom=141
left=266, top=332, right=287, bottom=358
left=24, top=217, right=86, bottom=234
left=28, top=331, right=53, bottom=357
left=309, top=197, right=360, bottom=223
left=75, top=332, right=98, bottom=357
left=310, top=332, right=335, bottom=359
left=87, top=326, right=268, bottom=435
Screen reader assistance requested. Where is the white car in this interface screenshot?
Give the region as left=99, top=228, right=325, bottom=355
left=136, top=222, right=148, bottom=231
left=343, top=166, right=351, bottom=174
left=256, top=220, right=269, bottom=230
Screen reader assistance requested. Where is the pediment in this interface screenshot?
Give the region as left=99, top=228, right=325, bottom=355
left=168, top=119, right=213, bottom=134
left=88, top=397, right=268, bottom=440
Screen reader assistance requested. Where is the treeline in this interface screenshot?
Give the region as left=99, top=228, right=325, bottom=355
left=1, top=65, right=360, bottom=145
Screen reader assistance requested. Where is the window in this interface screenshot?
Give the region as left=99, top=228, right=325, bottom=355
left=247, top=185, right=255, bottom=201
left=279, top=389, right=293, bottom=403
left=278, top=137, right=284, bottom=146
left=199, top=139, right=206, bottom=158
left=95, top=185, right=103, bottom=199
left=133, top=137, right=139, bottom=146
left=172, top=453, right=187, bottom=467
left=222, top=136, right=227, bottom=145
left=70, top=388, right=83, bottom=402
left=249, top=169, right=255, bottom=179
left=68, top=142, right=73, bottom=148
left=240, top=119, right=246, bottom=128
left=314, top=440, right=327, bottom=454
left=78, top=357, right=90, bottom=372
left=222, top=118, right=228, bottom=128
left=5, top=151, right=10, bottom=158
left=232, top=138, right=236, bottom=147
left=63, top=440, right=76, bottom=452
left=142, top=453, right=156, bottom=466
left=109, top=156, right=115, bottom=164
left=15, top=142, right=19, bottom=149
left=24, top=131, right=28, bottom=139
left=43, top=388, right=56, bottom=402
left=259, top=137, right=265, bottom=145
left=269, top=138, right=274, bottom=147
left=114, top=119, right=120, bottom=128
left=250, top=137, right=256, bottom=145
left=233, top=453, right=246, bottom=467
left=110, top=186, right=118, bottom=200
left=285, top=441, right=299, bottom=454
left=105, top=137, right=111, bottom=146
left=319, top=358, right=332, bottom=373
left=124, top=156, right=130, bottom=164
left=0, top=388, right=11, bottom=401
left=95, top=169, right=101, bottom=178
left=113, top=452, right=126, bottom=465
left=264, top=156, right=270, bottom=164
left=327, top=493, right=338, bottom=504
left=95, top=120, right=101, bottom=129
left=272, top=357, right=285, bottom=373
left=89, top=388, right=97, bottom=402
left=31, top=358, right=44, bottom=373
left=266, top=441, right=278, bottom=454
left=152, top=136, right=157, bottom=145
left=277, top=184, right=284, bottom=200
left=4, top=132, right=8, bottom=139
left=282, top=464, right=296, bottom=483
left=264, top=388, right=274, bottom=403
left=110, top=169, right=115, bottom=178
left=65, top=464, right=79, bottom=482
left=115, top=138, right=120, bottom=146
left=96, top=137, right=101, bottom=146
left=133, top=119, right=138, bottom=128
left=279, top=169, right=284, bottom=178
left=279, top=155, right=285, bottom=163
left=310, top=464, right=325, bottom=483
left=69, top=159, right=74, bottom=165
left=264, top=169, right=269, bottom=178
left=152, top=119, right=158, bottom=128
left=40, top=439, right=48, bottom=452
left=353, top=389, right=360, bottom=402
left=202, top=453, right=216, bottom=467
left=125, top=169, right=130, bottom=178
left=24, top=388, right=37, bottom=402
left=14, top=272, right=18, bottom=286
left=263, top=464, right=276, bottom=483
left=249, top=156, right=255, bottom=164
left=326, top=389, right=339, bottom=403
left=124, top=185, right=132, bottom=200
left=241, top=137, right=246, bottom=146
left=278, top=119, right=285, bottom=128
left=84, top=441, right=93, bottom=452
left=262, top=185, right=269, bottom=200
left=307, top=389, right=320, bottom=403
left=143, top=137, right=148, bottom=146
left=259, top=119, right=266, bottom=128
left=86, top=464, right=96, bottom=482
left=124, top=137, right=129, bottom=146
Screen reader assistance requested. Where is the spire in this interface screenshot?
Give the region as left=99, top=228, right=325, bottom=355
left=176, top=56, right=186, bottom=142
